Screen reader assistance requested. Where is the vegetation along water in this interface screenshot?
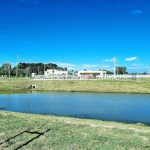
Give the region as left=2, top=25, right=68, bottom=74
left=0, top=78, right=150, bottom=93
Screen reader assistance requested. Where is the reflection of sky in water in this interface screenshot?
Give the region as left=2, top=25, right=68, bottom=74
left=0, top=92, right=150, bottom=125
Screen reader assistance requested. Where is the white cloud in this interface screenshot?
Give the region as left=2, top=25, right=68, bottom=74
left=65, top=63, right=111, bottom=70
left=81, top=64, right=98, bottom=69
left=60, top=63, right=78, bottom=70
left=59, top=62, right=99, bottom=70
left=10, top=62, right=17, bottom=68
left=132, top=63, right=143, bottom=67
left=125, top=57, right=137, bottom=61
left=103, top=58, right=114, bottom=62
left=101, top=65, right=110, bottom=68
left=131, top=10, right=143, bottom=15
left=34, top=61, right=109, bottom=71
left=60, top=63, right=101, bottom=70
left=132, top=64, right=138, bottom=67
left=48, top=62, right=77, bottom=70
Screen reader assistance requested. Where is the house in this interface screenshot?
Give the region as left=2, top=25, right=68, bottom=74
left=44, top=69, right=68, bottom=78
left=78, top=70, right=107, bottom=79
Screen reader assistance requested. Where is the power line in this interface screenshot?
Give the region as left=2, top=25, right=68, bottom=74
left=114, top=57, right=117, bottom=79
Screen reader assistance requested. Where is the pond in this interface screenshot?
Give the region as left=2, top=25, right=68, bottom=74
left=0, top=92, right=150, bottom=125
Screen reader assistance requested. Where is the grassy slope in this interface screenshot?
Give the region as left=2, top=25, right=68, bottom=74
left=0, top=78, right=150, bottom=93
left=0, top=111, right=150, bottom=150
left=1, top=78, right=150, bottom=149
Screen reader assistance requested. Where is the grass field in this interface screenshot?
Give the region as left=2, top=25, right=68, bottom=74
left=0, top=111, right=150, bottom=150
left=0, top=78, right=150, bottom=93
left=0, top=78, right=150, bottom=149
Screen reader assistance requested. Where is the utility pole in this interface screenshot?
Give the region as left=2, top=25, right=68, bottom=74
left=44, top=64, right=45, bottom=75
left=114, top=57, right=116, bottom=79
left=16, top=55, right=18, bottom=78
left=137, top=58, right=139, bottom=75
left=38, top=66, right=39, bottom=75
left=8, top=62, right=10, bottom=78
left=116, top=66, right=118, bottom=75
left=59, top=55, right=60, bottom=79
left=102, top=59, right=104, bottom=71
left=116, top=62, right=118, bottom=76
left=29, top=63, right=30, bottom=77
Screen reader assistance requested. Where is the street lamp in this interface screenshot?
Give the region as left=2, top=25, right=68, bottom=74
left=137, top=57, right=139, bottom=75
left=113, top=57, right=117, bottom=79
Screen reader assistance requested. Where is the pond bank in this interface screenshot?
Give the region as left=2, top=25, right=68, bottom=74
left=0, top=78, right=150, bottom=94
left=0, top=111, right=150, bottom=149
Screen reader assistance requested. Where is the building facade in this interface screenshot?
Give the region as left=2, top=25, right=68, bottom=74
left=78, top=70, right=107, bottom=79
left=44, top=69, right=68, bottom=78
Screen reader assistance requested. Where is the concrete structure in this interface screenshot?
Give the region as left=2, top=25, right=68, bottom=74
left=28, top=84, right=36, bottom=89
left=44, top=69, right=68, bottom=79
left=45, top=69, right=68, bottom=75
left=31, top=73, right=36, bottom=78
left=78, top=70, right=107, bottom=79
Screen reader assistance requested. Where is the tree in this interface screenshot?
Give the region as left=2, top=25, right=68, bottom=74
left=63, top=67, right=67, bottom=71
left=0, top=63, right=11, bottom=77
left=116, top=66, right=128, bottom=74
left=25, top=67, right=30, bottom=77
left=143, top=72, right=147, bottom=75
left=0, top=62, right=67, bottom=77
left=101, top=70, right=113, bottom=74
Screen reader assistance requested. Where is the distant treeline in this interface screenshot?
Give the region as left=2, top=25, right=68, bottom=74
left=2, top=62, right=143, bottom=77
left=0, top=62, right=67, bottom=77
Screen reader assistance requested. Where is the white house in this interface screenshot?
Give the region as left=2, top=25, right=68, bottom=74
left=78, top=70, right=107, bottom=79
left=44, top=69, right=68, bottom=78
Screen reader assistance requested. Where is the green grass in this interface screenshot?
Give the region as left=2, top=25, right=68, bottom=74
left=0, top=78, right=150, bottom=94
left=1, top=78, right=150, bottom=149
left=0, top=111, right=150, bottom=150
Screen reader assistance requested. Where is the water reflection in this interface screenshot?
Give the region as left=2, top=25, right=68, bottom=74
left=0, top=92, right=150, bottom=125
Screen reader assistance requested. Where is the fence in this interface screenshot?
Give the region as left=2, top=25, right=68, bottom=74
left=106, top=74, right=150, bottom=79
left=35, top=75, right=79, bottom=79
left=34, top=74, right=150, bottom=80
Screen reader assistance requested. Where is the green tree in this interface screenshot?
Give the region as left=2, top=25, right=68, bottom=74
left=116, top=66, right=128, bottom=74
left=25, top=67, right=30, bottom=77
left=101, top=70, right=113, bottom=74
left=9, top=62, right=66, bottom=77
left=0, top=63, right=11, bottom=77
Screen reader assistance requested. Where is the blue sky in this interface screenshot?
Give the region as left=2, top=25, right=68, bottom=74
left=0, top=0, right=150, bottom=73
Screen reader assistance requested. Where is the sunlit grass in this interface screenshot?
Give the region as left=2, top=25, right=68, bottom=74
left=1, top=78, right=150, bottom=149
left=0, top=78, right=150, bottom=93
left=0, top=111, right=150, bottom=149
